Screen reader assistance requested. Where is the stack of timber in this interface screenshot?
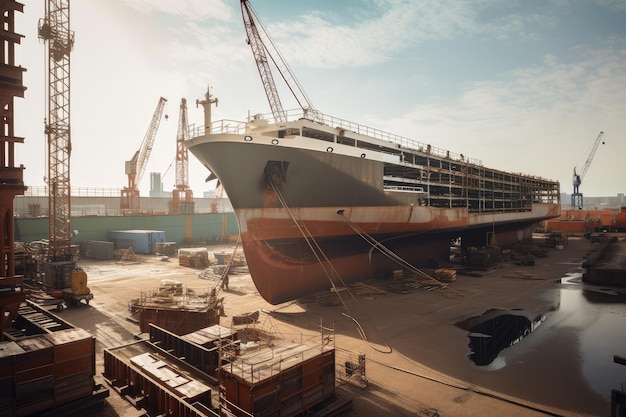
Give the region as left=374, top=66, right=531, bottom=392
left=155, top=242, right=177, bottom=257
left=0, top=301, right=108, bottom=416
left=434, top=268, right=457, bottom=282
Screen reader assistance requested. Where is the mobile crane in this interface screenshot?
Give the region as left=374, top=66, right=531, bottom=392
left=571, top=131, right=605, bottom=209
left=121, top=97, right=168, bottom=213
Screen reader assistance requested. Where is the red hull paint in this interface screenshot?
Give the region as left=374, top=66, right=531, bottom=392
left=236, top=204, right=560, bottom=304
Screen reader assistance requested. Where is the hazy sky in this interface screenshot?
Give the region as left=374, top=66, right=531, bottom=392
left=13, top=0, right=626, bottom=200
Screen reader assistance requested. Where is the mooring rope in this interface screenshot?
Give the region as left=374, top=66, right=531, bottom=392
left=336, top=210, right=465, bottom=298
left=267, top=175, right=392, bottom=353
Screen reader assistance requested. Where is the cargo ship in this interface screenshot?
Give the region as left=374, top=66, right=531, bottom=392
left=186, top=90, right=560, bottom=304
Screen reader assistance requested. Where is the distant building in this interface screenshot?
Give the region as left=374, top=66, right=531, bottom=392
left=560, top=192, right=625, bottom=209
left=149, top=172, right=169, bottom=198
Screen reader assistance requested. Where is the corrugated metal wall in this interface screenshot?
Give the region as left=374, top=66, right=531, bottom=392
left=13, top=213, right=239, bottom=247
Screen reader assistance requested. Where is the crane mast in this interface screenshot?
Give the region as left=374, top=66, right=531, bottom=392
left=170, top=98, right=194, bottom=214
left=121, top=97, right=167, bottom=213
left=38, top=0, right=74, bottom=260
left=571, top=131, right=605, bottom=209
left=37, top=1, right=92, bottom=306
left=240, top=0, right=321, bottom=123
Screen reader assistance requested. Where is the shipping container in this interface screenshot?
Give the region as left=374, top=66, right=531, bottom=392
left=80, top=241, right=114, bottom=260
left=108, top=230, right=166, bottom=254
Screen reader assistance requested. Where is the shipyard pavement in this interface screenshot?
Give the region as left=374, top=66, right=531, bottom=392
left=52, top=234, right=624, bottom=417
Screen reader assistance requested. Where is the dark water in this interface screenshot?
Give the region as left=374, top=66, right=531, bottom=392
left=458, top=271, right=626, bottom=396
left=563, top=274, right=626, bottom=396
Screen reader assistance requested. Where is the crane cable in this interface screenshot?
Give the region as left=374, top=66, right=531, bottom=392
left=336, top=211, right=465, bottom=298
left=267, top=174, right=392, bottom=353
left=266, top=176, right=354, bottom=304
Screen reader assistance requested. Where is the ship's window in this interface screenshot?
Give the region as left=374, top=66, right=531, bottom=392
left=302, top=127, right=334, bottom=142
left=337, top=136, right=355, bottom=146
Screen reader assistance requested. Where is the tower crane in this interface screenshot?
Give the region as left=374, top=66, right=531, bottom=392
left=240, top=0, right=321, bottom=123
left=169, top=98, right=194, bottom=215
left=38, top=0, right=92, bottom=306
left=121, top=97, right=168, bottom=213
left=571, top=131, right=605, bottom=209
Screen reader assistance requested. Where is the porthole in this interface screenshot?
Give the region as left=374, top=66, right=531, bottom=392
left=271, top=139, right=279, bottom=145
left=244, top=135, right=253, bottom=141
left=327, top=147, right=333, bottom=152
left=360, top=153, right=366, bottom=158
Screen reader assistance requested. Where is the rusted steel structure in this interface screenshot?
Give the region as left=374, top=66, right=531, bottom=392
left=170, top=98, right=195, bottom=215
left=105, top=320, right=351, bottom=416
left=129, top=282, right=222, bottom=335
left=0, top=0, right=27, bottom=340
left=543, top=208, right=626, bottom=234
left=150, top=323, right=236, bottom=380
left=219, top=343, right=336, bottom=417
left=103, top=331, right=217, bottom=417
left=0, top=301, right=108, bottom=416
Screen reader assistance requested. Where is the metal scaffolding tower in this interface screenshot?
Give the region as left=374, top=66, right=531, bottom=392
left=38, top=0, right=74, bottom=260
left=0, top=0, right=27, bottom=339
left=170, top=98, right=194, bottom=214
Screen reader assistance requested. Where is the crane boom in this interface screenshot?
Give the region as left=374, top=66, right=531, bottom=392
left=240, top=0, right=321, bottom=123
left=121, top=97, right=167, bottom=212
left=579, top=131, right=604, bottom=182
left=571, top=131, right=605, bottom=208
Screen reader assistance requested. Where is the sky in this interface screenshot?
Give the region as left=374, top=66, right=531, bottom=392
left=13, top=0, right=626, bottom=200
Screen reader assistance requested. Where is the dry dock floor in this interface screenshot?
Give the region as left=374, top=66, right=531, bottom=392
left=50, top=235, right=626, bottom=417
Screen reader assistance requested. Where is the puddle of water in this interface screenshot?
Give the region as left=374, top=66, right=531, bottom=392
left=457, top=271, right=626, bottom=397
left=455, top=309, right=545, bottom=366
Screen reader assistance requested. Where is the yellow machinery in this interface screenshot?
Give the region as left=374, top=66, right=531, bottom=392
left=38, top=2, right=92, bottom=307
left=42, top=260, right=93, bottom=306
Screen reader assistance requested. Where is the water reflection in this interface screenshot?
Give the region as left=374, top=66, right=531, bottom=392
left=456, top=309, right=545, bottom=366
left=456, top=271, right=626, bottom=399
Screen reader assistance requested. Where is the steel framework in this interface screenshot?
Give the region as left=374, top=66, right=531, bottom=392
left=240, top=0, right=321, bottom=123
left=38, top=0, right=74, bottom=259
left=0, top=0, right=27, bottom=339
left=170, top=98, right=194, bottom=214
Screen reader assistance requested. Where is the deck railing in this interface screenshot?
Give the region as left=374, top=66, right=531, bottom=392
left=188, top=109, right=484, bottom=166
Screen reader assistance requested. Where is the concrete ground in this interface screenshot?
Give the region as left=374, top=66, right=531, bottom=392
left=52, top=234, right=625, bottom=417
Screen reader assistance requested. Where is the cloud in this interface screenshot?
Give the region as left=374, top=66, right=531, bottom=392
left=120, top=0, right=231, bottom=21
left=254, top=0, right=566, bottom=70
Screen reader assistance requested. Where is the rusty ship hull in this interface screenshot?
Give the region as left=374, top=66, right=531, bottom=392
left=186, top=111, right=560, bottom=304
